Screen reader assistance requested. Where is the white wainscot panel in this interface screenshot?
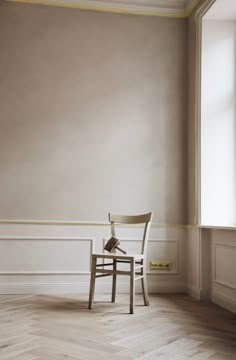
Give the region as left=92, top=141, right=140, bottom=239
left=147, top=240, right=178, bottom=274
left=215, top=244, right=236, bottom=290
left=0, top=237, right=94, bottom=274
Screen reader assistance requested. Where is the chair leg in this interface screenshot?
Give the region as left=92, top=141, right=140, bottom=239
left=111, top=259, right=117, bottom=303
left=88, top=256, right=97, bottom=309
left=141, top=263, right=149, bottom=306
left=130, top=259, right=135, bottom=314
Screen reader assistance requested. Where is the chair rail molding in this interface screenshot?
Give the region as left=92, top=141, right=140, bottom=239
left=0, top=219, right=196, bottom=229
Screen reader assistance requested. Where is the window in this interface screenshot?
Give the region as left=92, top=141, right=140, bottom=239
left=201, top=17, right=236, bottom=226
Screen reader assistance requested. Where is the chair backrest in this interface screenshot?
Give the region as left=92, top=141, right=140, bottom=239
left=108, top=212, right=153, bottom=256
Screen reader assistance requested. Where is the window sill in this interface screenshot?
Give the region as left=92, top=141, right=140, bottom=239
left=200, top=225, right=236, bottom=231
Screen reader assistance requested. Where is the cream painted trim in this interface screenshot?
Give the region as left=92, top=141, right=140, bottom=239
left=201, top=225, right=236, bottom=231
left=0, top=271, right=90, bottom=275
left=5, top=0, right=201, bottom=18
left=0, top=219, right=196, bottom=229
left=0, top=236, right=94, bottom=275
left=193, top=0, right=216, bottom=226
left=0, top=282, right=187, bottom=294
left=194, top=8, right=201, bottom=226
left=187, top=284, right=201, bottom=299
left=4, top=0, right=186, bottom=18
left=0, top=236, right=94, bottom=241
left=0, top=219, right=106, bottom=226
left=185, top=0, right=202, bottom=17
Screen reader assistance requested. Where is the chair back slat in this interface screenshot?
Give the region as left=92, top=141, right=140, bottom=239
left=141, top=221, right=152, bottom=255
left=109, top=213, right=152, bottom=224
left=111, top=222, right=116, bottom=237
left=108, top=212, right=153, bottom=256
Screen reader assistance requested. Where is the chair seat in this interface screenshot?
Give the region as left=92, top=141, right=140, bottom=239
left=92, top=253, right=144, bottom=261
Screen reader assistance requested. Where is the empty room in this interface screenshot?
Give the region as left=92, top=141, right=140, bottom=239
left=0, top=0, right=235, bottom=359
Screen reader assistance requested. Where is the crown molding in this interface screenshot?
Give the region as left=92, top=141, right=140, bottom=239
left=5, top=0, right=202, bottom=18
left=185, top=0, right=202, bottom=16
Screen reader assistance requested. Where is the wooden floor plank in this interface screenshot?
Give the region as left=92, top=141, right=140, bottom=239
left=0, top=294, right=235, bottom=360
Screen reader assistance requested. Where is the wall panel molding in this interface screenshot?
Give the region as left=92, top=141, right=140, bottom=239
left=213, top=244, right=236, bottom=291
left=0, top=220, right=195, bottom=229
left=0, top=236, right=94, bottom=275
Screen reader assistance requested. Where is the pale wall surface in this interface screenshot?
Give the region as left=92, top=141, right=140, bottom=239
left=0, top=2, right=188, bottom=223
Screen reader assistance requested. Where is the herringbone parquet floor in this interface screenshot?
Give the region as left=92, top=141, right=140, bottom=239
left=0, top=294, right=235, bottom=359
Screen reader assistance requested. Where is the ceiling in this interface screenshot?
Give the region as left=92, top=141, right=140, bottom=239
left=5, top=0, right=202, bottom=18
left=204, top=0, right=236, bottom=20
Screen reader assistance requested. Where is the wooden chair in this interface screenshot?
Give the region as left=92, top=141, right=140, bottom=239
left=88, top=212, right=153, bottom=314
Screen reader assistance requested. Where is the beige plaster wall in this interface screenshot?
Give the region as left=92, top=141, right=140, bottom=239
left=0, top=2, right=188, bottom=223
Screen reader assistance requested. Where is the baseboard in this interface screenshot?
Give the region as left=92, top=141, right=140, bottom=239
left=0, top=283, right=90, bottom=294
left=199, top=288, right=211, bottom=300
left=211, top=290, right=236, bottom=314
left=0, top=282, right=187, bottom=295
left=187, top=285, right=201, bottom=299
